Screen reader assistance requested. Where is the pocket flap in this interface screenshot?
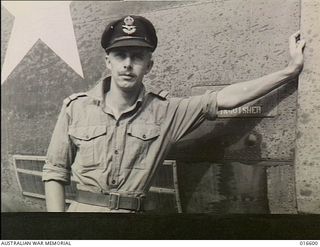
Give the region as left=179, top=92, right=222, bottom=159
left=69, top=125, right=106, bottom=141
left=128, top=124, right=160, bottom=140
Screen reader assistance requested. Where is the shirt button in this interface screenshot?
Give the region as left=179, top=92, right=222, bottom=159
left=114, top=150, right=118, bottom=154
left=142, top=134, right=146, bottom=139
left=111, top=180, right=116, bottom=185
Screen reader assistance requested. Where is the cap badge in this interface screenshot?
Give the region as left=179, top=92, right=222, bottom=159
left=122, top=16, right=136, bottom=34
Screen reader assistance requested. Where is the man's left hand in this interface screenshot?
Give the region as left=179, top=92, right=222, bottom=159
left=287, top=30, right=306, bottom=76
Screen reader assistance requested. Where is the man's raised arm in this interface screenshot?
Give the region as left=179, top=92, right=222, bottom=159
left=217, top=31, right=306, bottom=110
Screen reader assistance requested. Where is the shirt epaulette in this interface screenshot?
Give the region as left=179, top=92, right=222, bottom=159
left=149, top=88, right=169, bottom=99
left=158, top=90, right=169, bottom=99
left=63, top=93, right=88, bottom=107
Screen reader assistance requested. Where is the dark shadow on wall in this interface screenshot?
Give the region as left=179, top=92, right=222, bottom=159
left=167, top=79, right=298, bottom=214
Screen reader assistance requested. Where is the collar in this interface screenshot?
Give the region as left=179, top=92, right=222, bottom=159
left=86, top=77, right=110, bottom=102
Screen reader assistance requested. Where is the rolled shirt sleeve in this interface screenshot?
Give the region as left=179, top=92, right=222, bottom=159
left=167, top=90, right=218, bottom=143
left=203, top=90, right=218, bottom=120
left=42, top=102, right=75, bottom=184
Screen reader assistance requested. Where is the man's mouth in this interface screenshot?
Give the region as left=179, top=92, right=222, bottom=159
left=119, top=73, right=135, bottom=80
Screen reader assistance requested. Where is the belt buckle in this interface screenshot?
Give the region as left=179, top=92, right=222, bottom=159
left=109, top=192, right=120, bottom=210
left=136, top=197, right=141, bottom=211
left=136, top=196, right=144, bottom=211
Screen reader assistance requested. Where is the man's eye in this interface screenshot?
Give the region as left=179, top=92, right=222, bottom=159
left=115, top=52, right=126, bottom=58
left=133, top=54, right=144, bottom=60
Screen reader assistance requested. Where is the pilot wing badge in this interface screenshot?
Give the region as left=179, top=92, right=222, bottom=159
left=122, top=16, right=136, bottom=34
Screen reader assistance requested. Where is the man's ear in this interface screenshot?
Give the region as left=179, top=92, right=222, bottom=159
left=145, top=60, right=154, bottom=75
left=105, top=54, right=111, bottom=70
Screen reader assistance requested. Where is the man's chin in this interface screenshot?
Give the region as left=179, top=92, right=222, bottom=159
left=120, top=81, right=142, bottom=92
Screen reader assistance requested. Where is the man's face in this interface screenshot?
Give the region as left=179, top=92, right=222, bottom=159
left=106, top=47, right=153, bottom=92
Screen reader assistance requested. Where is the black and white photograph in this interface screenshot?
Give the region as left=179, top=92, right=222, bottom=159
left=1, top=0, right=320, bottom=240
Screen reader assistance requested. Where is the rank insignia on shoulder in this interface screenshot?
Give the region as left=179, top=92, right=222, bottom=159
left=63, top=92, right=87, bottom=106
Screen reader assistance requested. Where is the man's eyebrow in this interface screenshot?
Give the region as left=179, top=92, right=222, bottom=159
left=111, top=48, right=149, bottom=56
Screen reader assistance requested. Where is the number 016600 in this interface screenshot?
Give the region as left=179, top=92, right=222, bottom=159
left=300, top=241, right=318, bottom=245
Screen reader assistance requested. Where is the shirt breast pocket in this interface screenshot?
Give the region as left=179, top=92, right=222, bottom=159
left=126, top=124, right=160, bottom=169
left=68, top=125, right=107, bottom=169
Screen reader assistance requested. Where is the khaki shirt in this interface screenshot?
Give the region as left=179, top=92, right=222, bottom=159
left=42, top=77, right=217, bottom=197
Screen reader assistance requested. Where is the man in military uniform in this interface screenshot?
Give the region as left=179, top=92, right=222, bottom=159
left=42, top=15, right=305, bottom=212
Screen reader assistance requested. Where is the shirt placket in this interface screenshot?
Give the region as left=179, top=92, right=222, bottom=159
left=110, top=119, right=125, bottom=187
left=102, top=91, right=145, bottom=189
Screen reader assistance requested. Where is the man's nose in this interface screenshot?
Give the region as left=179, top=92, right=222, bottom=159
left=123, top=56, right=133, bottom=69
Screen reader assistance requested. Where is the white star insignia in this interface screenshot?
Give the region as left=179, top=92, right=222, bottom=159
left=1, top=1, right=84, bottom=84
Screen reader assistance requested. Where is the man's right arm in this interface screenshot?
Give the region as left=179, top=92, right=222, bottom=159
left=45, top=180, right=66, bottom=212
left=42, top=99, right=75, bottom=212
